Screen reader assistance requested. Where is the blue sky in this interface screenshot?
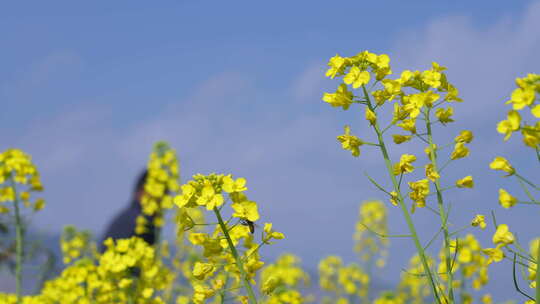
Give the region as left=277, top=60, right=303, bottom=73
left=1, top=0, right=540, bottom=299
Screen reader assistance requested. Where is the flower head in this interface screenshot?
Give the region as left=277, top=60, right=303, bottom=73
left=492, top=224, right=515, bottom=245
left=489, top=157, right=515, bottom=176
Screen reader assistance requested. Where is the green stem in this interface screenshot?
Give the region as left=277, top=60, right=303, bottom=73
left=506, top=247, right=537, bottom=264
left=517, top=179, right=539, bottom=204
left=515, top=173, right=540, bottom=191
left=425, top=109, right=455, bottom=303
left=359, top=223, right=412, bottom=238
left=10, top=178, right=24, bottom=304
left=214, top=208, right=257, bottom=304
left=536, top=241, right=540, bottom=303
left=448, top=225, right=470, bottom=238
left=362, top=85, right=443, bottom=304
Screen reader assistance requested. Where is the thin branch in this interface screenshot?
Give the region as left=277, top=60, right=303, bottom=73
left=423, top=227, right=443, bottom=251
left=513, top=253, right=535, bottom=301
left=364, top=172, right=391, bottom=196
left=515, top=173, right=540, bottom=191
left=359, top=223, right=412, bottom=238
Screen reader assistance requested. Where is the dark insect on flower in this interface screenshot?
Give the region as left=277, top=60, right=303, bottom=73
left=240, top=219, right=256, bottom=234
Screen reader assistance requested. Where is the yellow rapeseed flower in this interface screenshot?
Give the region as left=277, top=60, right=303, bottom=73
left=450, top=142, right=470, bottom=160
left=454, top=130, right=474, bottom=143
left=492, top=224, right=515, bottom=245
left=222, top=175, right=247, bottom=193
left=482, top=245, right=504, bottom=264
left=231, top=200, right=260, bottom=222
left=497, top=110, right=521, bottom=140
left=392, top=134, right=412, bottom=144
left=365, top=107, right=377, bottom=125
left=507, top=87, right=535, bottom=110
left=456, top=176, right=474, bottom=188
left=337, top=125, right=364, bottom=157
left=323, top=84, right=354, bottom=110
left=424, top=164, right=440, bottom=182
left=393, top=154, right=416, bottom=175
left=435, top=107, right=454, bottom=124
left=489, top=156, right=515, bottom=176
left=344, top=66, right=371, bottom=89
left=498, top=188, right=517, bottom=208
left=471, top=214, right=486, bottom=229
left=326, top=54, right=349, bottom=79
left=408, top=179, right=430, bottom=208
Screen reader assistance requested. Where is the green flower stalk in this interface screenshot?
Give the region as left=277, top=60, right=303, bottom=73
left=322, top=51, right=473, bottom=304
left=0, top=149, right=45, bottom=304
left=425, top=108, right=455, bottom=302
left=11, top=178, right=23, bottom=304
left=214, top=207, right=258, bottom=304
left=363, top=88, right=443, bottom=304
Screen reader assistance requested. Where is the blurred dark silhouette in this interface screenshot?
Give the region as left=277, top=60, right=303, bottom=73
left=99, top=170, right=155, bottom=252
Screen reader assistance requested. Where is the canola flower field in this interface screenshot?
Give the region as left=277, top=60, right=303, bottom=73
left=0, top=51, right=539, bottom=304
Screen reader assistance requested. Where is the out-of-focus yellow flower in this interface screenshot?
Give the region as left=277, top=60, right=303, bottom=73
left=455, top=130, right=474, bottom=143
left=482, top=245, right=504, bottom=264
left=192, top=262, right=216, bottom=280
left=436, top=107, right=454, bottom=124
left=507, top=87, right=535, bottom=110
left=450, top=142, right=470, bottom=160
left=456, top=176, right=474, bottom=188
left=365, top=107, right=377, bottom=125
left=392, top=134, right=412, bottom=144
left=422, top=69, right=442, bottom=88
left=471, top=214, right=486, bottom=229
left=492, top=224, right=515, bottom=245
left=397, top=118, right=417, bottom=134
left=497, top=110, right=521, bottom=140
left=489, top=156, right=515, bottom=176
left=0, top=148, right=45, bottom=212
left=408, top=179, right=430, bottom=208
left=389, top=191, right=398, bottom=206
left=424, top=164, right=440, bottom=182
left=532, top=104, right=540, bottom=118
left=481, top=294, right=493, bottom=304
left=498, top=188, right=517, bottom=208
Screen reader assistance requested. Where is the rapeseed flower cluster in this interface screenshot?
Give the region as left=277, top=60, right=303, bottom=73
left=319, top=256, right=370, bottom=304
left=441, top=235, right=489, bottom=291
left=0, top=148, right=45, bottom=213
left=259, top=254, right=311, bottom=304
left=323, top=51, right=475, bottom=303
left=0, top=237, right=172, bottom=304
left=137, top=142, right=180, bottom=234
left=354, top=200, right=389, bottom=267
left=487, top=73, right=539, bottom=301
left=174, top=173, right=283, bottom=304
left=497, top=73, right=540, bottom=148
left=0, top=148, right=46, bottom=303
left=394, top=255, right=435, bottom=304
left=60, top=225, right=96, bottom=264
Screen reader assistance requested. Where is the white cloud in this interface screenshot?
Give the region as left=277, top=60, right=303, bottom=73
left=290, top=62, right=327, bottom=104
left=0, top=50, right=84, bottom=102
left=391, top=1, right=540, bottom=119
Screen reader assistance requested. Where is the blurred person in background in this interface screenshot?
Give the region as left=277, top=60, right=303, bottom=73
left=99, top=170, right=155, bottom=252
